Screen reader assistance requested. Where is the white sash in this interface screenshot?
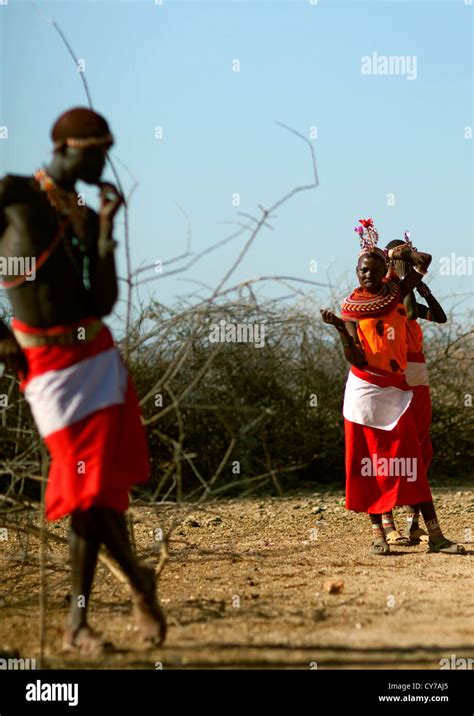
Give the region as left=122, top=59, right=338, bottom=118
left=24, top=348, right=127, bottom=438
left=343, top=370, right=413, bottom=431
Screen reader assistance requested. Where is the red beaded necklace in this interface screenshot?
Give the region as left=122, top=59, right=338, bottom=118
left=341, top=281, right=401, bottom=320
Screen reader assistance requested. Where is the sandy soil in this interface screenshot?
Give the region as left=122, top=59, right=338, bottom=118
left=1, top=485, right=473, bottom=669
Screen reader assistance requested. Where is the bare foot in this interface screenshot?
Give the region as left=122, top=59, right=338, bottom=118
left=62, top=625, right=115, bottom=655
left=132, top=565, right=167, bottom=646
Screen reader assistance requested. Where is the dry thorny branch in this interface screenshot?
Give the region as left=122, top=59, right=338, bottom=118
left=1, top=11, right=473, bottom=661
left=1, top=8, right=326, bottom=611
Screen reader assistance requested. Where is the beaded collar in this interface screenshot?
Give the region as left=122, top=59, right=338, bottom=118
left=341, top=280, right=401, bottom=320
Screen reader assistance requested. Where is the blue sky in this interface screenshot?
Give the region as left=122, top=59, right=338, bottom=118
left=0, top=0, right=472, bottom=321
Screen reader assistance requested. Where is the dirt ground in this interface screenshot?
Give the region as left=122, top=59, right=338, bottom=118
left=1, top=485, right=473, bottom=669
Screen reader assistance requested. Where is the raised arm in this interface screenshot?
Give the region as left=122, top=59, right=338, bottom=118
left=387, top=245, right=432, bottom=298
left=86, top=183, right=121, bottom=317
left=415, top=283, right=447, bottom=323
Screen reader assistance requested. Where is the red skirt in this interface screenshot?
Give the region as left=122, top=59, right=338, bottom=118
left=13, top=317, right=150, bottom=521
left=345, top=410, right=433, bottom=513
left=343, top=366, right=432, bottom=514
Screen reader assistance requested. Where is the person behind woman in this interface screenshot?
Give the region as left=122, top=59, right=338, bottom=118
left=320, top=218, right=465, bottom=556
left=381, top=236, right=447, bottom=546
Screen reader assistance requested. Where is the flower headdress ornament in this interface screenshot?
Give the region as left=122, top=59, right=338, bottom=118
left=354, top=218, right=388, bottom=264
left=386, top=230, right=417, bottom=261
left=400, top=230, right=417, bottom=252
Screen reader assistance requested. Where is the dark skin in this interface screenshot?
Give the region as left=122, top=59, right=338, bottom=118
left=0, top=143, right=166, bottom=650
left=383, top=242, right=447, bottom=542
left=320, top=249, right=465, bottom=555
left=0, top=145, right=118, bottom=372
left=387, top=239, right=447, bottom=324
left=415, top=282, right=447, bottom=323
left=320, top=249, right=432, bottom=359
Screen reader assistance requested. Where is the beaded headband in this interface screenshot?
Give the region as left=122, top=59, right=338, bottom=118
left=53, top=134, right=114, bottom=151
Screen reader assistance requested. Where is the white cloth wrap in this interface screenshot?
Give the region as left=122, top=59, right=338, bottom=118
left=24, top=347, right=127, bottom=438
left=343, top=370, right=413, bottom=432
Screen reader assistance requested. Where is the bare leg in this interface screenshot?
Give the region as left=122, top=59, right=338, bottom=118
left=382, top=510, right=411, bottom=545
left=369, top=514, right=390, bottom=555
left=63, top=509, right=113, bottom=653
left=68, top=513, right=100, bottom=631
left=96, top=507, right=167, bottom=645
left=405, top=504, right=428, bottom=543
left=381, top=512, right=395, bottom=532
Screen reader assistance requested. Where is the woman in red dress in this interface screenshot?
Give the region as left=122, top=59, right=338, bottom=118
left=381, top=238, right=447, bottom=546
left=320, top=219, right=465, bottom=556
